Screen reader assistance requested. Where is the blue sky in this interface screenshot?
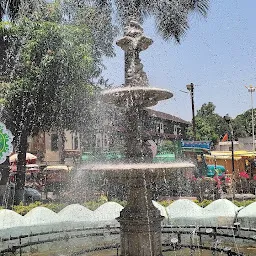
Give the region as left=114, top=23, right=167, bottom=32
left=102, top=0, right=256, bottom=121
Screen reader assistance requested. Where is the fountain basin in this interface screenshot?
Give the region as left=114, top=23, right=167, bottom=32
left=101, top=86, right=173, bottom=107
left=81, top=162, right=194, bottom=171
left=80, top=162, right=195, bottom=180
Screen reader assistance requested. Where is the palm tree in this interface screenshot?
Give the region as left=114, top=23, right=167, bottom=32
left=90, top=0, right=209, bottom=42
left=88, top=0, right=209, bottom=88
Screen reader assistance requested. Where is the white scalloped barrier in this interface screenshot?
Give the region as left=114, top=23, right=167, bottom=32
left=58, top=204, right=94, bottom=222
left=0, top=199, right=255, bottom=236
left=237, top=202, right=256, bottom=227
left=203, top=199, right=239, bottom=226
left=166, top=199, right=205, bottom=226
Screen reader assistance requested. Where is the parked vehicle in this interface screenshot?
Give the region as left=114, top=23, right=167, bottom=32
left=42, top=165, right=71, bottom=199
left=25, top=164, right=44, bottom=190
left=24, top=187, right=42, bottom=203
left=3, top=172, right=42, bottom=207
left=207, top=165, right=226, bottom=177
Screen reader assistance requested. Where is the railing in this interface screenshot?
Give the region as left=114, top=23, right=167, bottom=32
left=1, top=225, right=255, bottom=255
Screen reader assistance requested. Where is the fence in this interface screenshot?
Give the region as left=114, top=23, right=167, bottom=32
left=1, top=225, right=256, bottom=255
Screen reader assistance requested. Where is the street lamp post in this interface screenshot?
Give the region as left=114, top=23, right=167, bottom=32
left=186, top=83, right=196, bottom=140
left=224, top=114, right=235, bottom=199
left=245, top=85, right=256, bottom=152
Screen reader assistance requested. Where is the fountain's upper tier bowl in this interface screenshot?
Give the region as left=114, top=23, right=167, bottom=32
left=80, top=162, right=195, bottom=180
left=101, top=87, right=173, bottom=108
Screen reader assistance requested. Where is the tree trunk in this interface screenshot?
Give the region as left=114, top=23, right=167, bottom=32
left=14, top=130, right=28, bottom=205
left=58, top=130, right=65, bottom=164
left=0, top=12, right=6, bottom=79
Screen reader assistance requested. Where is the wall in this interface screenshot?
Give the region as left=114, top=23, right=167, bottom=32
left=43, top=131, right=81, bottom=164
left=0, top=199, right=255, bottom=233
left=215, top=141, right=240, bottom=151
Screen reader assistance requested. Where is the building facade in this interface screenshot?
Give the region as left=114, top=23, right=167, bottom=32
left=27, top=109, right=190, bottom=162
left=94, top=108, right=190, bottom=152
left=28, top=131, right=81, bottom=165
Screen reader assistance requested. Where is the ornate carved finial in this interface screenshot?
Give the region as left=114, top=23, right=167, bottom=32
left=117, top=20, right=153, bottom=87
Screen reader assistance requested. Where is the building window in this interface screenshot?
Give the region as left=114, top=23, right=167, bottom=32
left=95, top=133, right=102, bottom=148
left=103, top=133, right=109, bottom=149
left=174, top=125, right=181, bottom=136
left=74, top=136, right=79, bottom=150
left=51, top=134, right=58, bottom=151
left=160, top=122, right=164, bottom=133
left=155, top=122, right=164, bottom=134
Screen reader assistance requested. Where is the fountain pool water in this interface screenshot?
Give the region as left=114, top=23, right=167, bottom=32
left=81, top=163, right=195, bottom=256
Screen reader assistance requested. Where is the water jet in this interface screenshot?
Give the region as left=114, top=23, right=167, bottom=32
left=83, top=19, right=195, bottom=256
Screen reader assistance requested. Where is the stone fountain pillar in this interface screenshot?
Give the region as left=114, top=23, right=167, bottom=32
left=116, top=20, right=164, bottom=256
left=117, top=20, right=153, bottom=163
left=117, top=172, right=164, bottom=256
left=101, top=19, right=174, bottom=256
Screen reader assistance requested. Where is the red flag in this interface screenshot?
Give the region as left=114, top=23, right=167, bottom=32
left=221, top=133, right=228, bottom=142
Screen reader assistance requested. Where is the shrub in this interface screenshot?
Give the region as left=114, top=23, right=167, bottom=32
left=196, top=199, right=213, bottom=208
left=12, top=201, right=67, bottom=215
left=159, top=200, right=173, bottom=207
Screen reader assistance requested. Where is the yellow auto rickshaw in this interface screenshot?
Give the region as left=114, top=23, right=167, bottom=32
left=42, top=165, right=71, bottom=199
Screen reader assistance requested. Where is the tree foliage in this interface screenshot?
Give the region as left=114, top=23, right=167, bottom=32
left=3, top=0, right=115, bottom=141
left=187, top=102, right=229, bottom=143
left=0, top=0, right=47, bottom=77
left=233, top=109, right=256, bottom=139
left=4, top=10, right=91, bottom=131
left=87, top=0, right=209, bottom=42
left=0, top=1, right=116, bottom=202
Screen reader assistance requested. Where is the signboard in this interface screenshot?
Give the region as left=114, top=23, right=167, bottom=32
left=181, top=141, right=212, bottom=150
left=0, top=122, right=14, bottom=164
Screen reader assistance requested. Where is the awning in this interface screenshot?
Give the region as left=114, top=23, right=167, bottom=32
left=9, top=153, right=37, bottom=163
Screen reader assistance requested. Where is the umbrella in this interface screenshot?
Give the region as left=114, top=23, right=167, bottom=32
left=9, top=153, right=37, bottom=163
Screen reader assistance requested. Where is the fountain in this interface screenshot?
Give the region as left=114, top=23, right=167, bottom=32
left=84, top=19, right=195, bottom=256
left=0, top=13, right=256, bottom=256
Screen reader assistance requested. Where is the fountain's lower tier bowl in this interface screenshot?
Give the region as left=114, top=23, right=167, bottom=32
left=80, top=162, right=195, bottom=180
left=101, top=86, right=173, bottom=107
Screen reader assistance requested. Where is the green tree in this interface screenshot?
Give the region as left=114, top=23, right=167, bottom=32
left=0, top=0, right=47, bottom=78
left=0, top=4, right=6, bottom=76
left=187, top=102, right=229, bottom=143
left=2, top=1, right=114, bottom=204
left=233, top=109, right=255, bottom=139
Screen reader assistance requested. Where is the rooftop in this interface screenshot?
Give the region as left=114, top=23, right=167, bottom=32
left=146, top=109, right=191, bottom=125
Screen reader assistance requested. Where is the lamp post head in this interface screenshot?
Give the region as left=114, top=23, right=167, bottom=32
left=246, top=85, right=256, bottom=93
left=186, top=83, right=194, bottom=91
